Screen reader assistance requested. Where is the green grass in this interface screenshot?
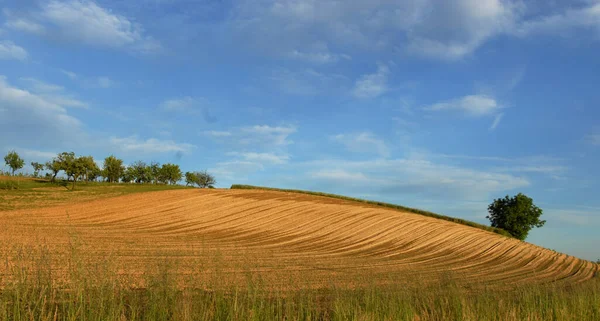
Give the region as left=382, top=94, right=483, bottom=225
left=1, top=242, right=598, bottom=321
left=0, top=176, right=192, bottom=211
left=230, top=184, right=512, bottom=238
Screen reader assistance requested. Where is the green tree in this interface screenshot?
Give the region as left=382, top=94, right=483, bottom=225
left=130, top=161, right=151, bottom=183
left=4, top=151, right=24, bottom=175
left=196, top=170, right=216, bottom=188
left=63, top=156, right=87, bottom=190
left=159, top=163, right=182, bottom=185
left=103, top=155, right=124, bottom=183
left=184, top=171, right=197, bottom=186
left=31, top=162, right=45, bottom=177
left=121, top=166, right=135, bottom=183
left=487, top=193, right=545, bottom=240
left=79, top=156, right=99, bottom=182
left=149, top=161, right=161, bottom=184
left=45, top=160, right=61, bottom=182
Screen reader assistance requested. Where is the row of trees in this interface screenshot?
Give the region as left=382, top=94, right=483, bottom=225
left=3, top=150, right=216, bottom=190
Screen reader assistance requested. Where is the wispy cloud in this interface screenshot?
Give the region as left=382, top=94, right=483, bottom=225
left=4, top=16, right=45, bottom=34
left=300, top=157, right=530, bottom=201
left=515, top=3, right=600, bottom=36
left=288, top=45, right=351, bottom=64
left=240, top=125, right=297, bottom=146
left=202, top=130, right=232, bottom=137
left=19, top=77, right=88, bottom=108
left=353, top=64, right=390, bottom=99
left=227, top=152, right=290, bottom=165
left=424, top=95, right=502, bottom=117
left=490, top=113, right=504, bottom=130
left=0, top=75, right=83, bottom=146
left=6, top=0, right=161, bottom=54
left=110, top=136, right=195, bottom=154
left=0, top=41, right=28, bottom=61
left=331, top=132, right=391, bottom=158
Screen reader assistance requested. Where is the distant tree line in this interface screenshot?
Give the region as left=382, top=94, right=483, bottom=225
left=2, top=150, right=215, bottom=190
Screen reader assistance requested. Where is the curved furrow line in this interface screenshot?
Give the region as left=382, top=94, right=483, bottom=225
left=1, top=189, right=595, bottom=288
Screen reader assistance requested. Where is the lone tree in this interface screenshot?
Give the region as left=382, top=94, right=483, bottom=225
left=4, top=151, right=24, bottom=176
left=487, top=193, right=545, bottom=240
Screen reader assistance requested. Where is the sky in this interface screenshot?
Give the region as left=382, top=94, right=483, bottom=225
left=0, top=0, right=599, bottom=261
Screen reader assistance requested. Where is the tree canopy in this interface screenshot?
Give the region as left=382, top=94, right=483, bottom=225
left=4, top=151, right=24, bottom=175
left=487, top=193, right=545, bottom=241
left=103, top=155, right=124, bottom=183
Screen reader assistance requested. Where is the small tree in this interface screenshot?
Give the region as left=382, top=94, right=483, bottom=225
left=31, top=162, right=45, bottom=178
left=196, top=170, right=216, bottom=188
left=159, top=163, right=182, bottom=185
left=184, top=171, right=197, bottom=186
left=4, top=151, right=24, bottom=175
left=103, top=155, right=124, bottom=183
left=130, top=161, right=151, bottom=183
left=487, top=193, right=545, bottom=240
left=63, top=156, right=87, bottom=190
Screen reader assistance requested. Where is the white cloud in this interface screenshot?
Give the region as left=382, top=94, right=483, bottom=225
left=302, top=157, right=530, bottom=201
left=209, top=161, right=265, bottom=180
left=0, top=75, right=83, bottom=146
left=288, top=44, right=351, bottom=64
left=20, top=77, right=64, bottom=92
left=515, top=3, right=600, bottom=36
left=311, top=169, right=371, bottom=183
left=490, top=113, right=504, bottom=130
left=404, top=0, right=519, bottom=60
left=19, top=77, right=88, bottom=108
left=109, top=136, right=195, bottom=154
left=9, top=0, right=161, bottom=53
left=203, top=130, right=232, bottom=137
left=544, top=208, right=600, bottom=227
left=11, top=148, right=57, bottom=161
left=495, top=165, right=568, bottom=174
left=228, top=152, right=290, bottom=164
left=423, top=94, right=502, bottom=117
left=353, top=64, right=389, bottom=98
left=0, top=41, right=28, bottom=61
left=239, top=125, right=297, bottom=146
left=5, top=17, right=45, bottom=34
left=230, top=0, right=522, bottom=60
left=60, top=69, right=78, bottom=80
left=331, top=132, right=391, bottom=158
left=161, top=96, right=197, bottom=112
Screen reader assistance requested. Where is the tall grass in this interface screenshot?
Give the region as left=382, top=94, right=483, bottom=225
left=230, top=184, right=512, bottom=238
left=1, top=241, right=598, bottom=321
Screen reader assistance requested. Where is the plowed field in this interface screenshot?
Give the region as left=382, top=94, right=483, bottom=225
left=1, top=189, right=597, bottom=289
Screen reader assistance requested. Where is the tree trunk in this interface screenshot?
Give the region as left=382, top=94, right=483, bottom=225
left=72, top=176, right=77, bottom=190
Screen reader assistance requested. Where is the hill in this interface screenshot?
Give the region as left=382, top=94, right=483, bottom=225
left=1, top=187, right=596, bottom=289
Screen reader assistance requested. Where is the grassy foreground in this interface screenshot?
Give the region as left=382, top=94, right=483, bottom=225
left=1, top=243, right=598, bottom=321
left=231, top=184, right=512, bottom=237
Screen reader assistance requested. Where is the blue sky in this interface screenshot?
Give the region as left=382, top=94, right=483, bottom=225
left=1, top=0, right=599, bottom=260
